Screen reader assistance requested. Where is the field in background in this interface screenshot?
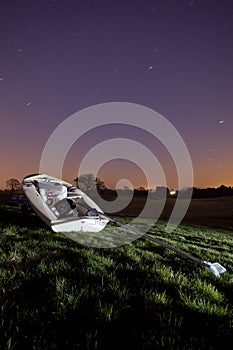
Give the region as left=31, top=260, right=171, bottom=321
left=99, top=194, right=233, bottom=231
left=1, top=191, right=233, bottom=230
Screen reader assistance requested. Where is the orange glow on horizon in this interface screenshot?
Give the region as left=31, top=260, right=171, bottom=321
left=0, top=153, right=232, bottom=191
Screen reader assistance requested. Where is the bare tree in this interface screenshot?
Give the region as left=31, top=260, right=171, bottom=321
left=96, top=177, right=106, bottom=194
left=74, top=173, right=96, bottom=192
left=74, top=173, right=106, bottom=193
left=155, top=186, right=169, bottom=198
left=6, top=178, right=21, bottom=193
left=137, top=186, right=146, bottom=191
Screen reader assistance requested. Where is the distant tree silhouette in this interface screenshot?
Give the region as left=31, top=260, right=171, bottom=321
left=95, top=177, right=106, bottom=194
left=191, top=185, right=233, bottom=198
left=74, top=174, right=106, bottom=194
left=137, top=186, right=146, bottom=191
left=155, top=186, right=169, bottom=198
left=218, top=184, right=229, bottom=196
left=74, top=174, right=95, bottom=191
left=6, top=178, right=21, bottom=193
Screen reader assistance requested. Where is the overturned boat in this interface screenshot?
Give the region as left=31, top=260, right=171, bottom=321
left=22, top=174, right=108, bottom=232
left=22, top=174, right=226, bottom=277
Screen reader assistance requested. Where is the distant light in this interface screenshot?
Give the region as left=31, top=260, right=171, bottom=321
left=170, top=190, right=176, bottom=195
left=26, top=102, right=32, bottom=106
left=219, top=120, right=224, bottom=124
left=148, top=65, right=154, bottom=70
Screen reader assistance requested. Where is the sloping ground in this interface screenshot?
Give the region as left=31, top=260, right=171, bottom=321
left=101, top=196, right=233, bottom=231
left=0, top=210, right=232, bottom=349
left=181, top=196, right=233, bottom=217
left=1, top=192, right=233, bottom=230
left=180, top=197, right=233, bottom=231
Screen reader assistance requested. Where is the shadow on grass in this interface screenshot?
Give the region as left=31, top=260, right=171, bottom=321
left=0, top=207, right=47, bottom=229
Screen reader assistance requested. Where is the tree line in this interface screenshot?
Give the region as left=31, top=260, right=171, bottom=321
left=1, top=176, right=233, bottom=199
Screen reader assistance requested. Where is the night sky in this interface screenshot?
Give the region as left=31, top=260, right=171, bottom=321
left=0, top=0, right=232, bottom=190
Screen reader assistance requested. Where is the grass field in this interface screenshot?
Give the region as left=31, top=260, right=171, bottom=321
left=0, top=203, right=233, bottom=349
left=102, top=195, right=233, bottom=231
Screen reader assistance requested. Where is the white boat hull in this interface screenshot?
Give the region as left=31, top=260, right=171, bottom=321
left=51, top=216, right=108, bottom=233
left=22, top=174, right=108, bottom=233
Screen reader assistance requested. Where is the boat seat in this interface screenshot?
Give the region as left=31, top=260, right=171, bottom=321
left=52, top=198, right=77, bottom=218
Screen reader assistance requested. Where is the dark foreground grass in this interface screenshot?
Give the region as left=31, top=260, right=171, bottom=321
left=0, top=209, right=232, bottom=349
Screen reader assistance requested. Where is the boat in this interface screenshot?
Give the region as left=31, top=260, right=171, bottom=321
left=22, top=174, right=226, bottom=277
left=22, top=174, right=109, bottom=232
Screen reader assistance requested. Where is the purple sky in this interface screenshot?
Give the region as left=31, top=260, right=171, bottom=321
left=0, top=0, right=232, bottom=189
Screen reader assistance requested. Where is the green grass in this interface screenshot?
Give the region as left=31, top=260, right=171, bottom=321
left=0, top=209, right=232, bottom=349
